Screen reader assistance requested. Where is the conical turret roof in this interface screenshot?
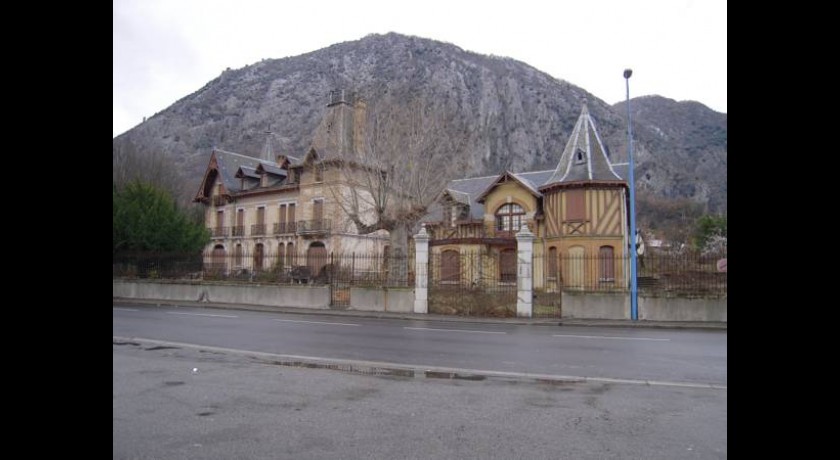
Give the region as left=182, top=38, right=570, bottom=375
left=542, top=101, right=623, bottom=187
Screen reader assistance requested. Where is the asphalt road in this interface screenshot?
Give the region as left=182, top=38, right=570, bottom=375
left=112, top=304, right=726, bottom=386
left=114, top=342, right=726, bottom=460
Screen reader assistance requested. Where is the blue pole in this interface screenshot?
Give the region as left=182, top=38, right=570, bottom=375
left=624, top=69, right=638, bottom=321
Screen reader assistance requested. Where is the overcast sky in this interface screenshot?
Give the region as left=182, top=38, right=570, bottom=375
left=113, top=0, right=726, bottom=138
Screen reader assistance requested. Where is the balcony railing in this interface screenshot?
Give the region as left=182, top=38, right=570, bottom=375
left=296, top=219, right=331, bottom=235
left=251, top=223, right=266, bottom=236
left=232, top=225, right=246, bottom=237
left=274, top=222, right=297, bottom=235
left=426, top=221, right=537, bottom=240
left=208, top=226, right=229, bottom=238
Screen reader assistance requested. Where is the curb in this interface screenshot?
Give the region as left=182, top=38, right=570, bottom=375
left=113, top=336, right=727, bottom=390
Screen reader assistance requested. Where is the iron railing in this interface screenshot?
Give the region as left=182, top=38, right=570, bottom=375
left=208, top=226, right=229, bottom=238
left=296, top=219, right=331, bottom=235
left=115, top=251, right=410, bottom=287
left=273, top=222, right=296, bottom=235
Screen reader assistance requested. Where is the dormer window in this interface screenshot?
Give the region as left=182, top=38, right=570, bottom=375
left=314, top=164, right=323, bottom=182
left=575, top=148, right=586, bottom=165
left=443, top=205, right=457, bottom=227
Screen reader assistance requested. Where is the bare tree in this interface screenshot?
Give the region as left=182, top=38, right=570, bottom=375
left=113, top=140, right=190, bottom=205
left=328, top=95, right=469, bottom=272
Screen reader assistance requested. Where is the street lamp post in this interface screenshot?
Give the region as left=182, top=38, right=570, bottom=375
left=624, top=68, right=638, bottom=321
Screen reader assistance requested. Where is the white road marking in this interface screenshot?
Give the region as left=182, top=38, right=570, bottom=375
left=553, top=334, right=670, bottom=342
left=113, top=308, right=139, bottom=312
left=404, top=327, right=507, bottom=335
left=166, top=312, right=238, bottom=318
left=273, top=319, right=360, bottom=327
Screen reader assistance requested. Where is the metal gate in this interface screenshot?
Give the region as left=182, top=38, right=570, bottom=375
left=428, top=251, right=516, bottom=317
left=326, top=253, right=350, bottom=309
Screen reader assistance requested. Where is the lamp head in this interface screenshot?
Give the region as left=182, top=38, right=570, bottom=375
left=623, top=69, right=633, bottom=79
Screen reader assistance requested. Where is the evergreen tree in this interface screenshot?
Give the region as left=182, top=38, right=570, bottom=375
left=113, top=181, right=208, bottom=254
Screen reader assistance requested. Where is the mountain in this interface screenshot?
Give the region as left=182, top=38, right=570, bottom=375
left=113, top=32, right=726, bottom=216
left=612, top=96, right=727, bottom=213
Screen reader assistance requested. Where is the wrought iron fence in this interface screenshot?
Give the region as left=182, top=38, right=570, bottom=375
left=533, top=250, right=727, bottom=298
left=113, top=248, right=726, bottom=316
left=113, top=250, right=411, bottom=288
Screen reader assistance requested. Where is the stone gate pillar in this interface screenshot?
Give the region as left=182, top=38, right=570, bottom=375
left=413, top=224, right=430, bottom=314
left=516, top=224, right=535, bottom=318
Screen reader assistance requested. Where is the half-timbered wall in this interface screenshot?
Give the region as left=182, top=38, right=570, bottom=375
left=543, top=187, right=625, bottom=238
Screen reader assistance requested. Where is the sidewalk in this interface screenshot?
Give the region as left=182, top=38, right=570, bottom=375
left=113, top=298, right=726, bottom=330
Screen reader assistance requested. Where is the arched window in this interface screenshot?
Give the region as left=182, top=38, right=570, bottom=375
left=441, top=250, right=460, bottom=283
left=567, top=246, right=585, bottom=288
left=499, top=248, right=516, bottom=282
left=599, top=245, right=615, bottom=282
left=210, top=244, right=226, bottom=274
left=495, top=203, right=525, bottom=236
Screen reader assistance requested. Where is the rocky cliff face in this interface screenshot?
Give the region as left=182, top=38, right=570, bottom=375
left=113, top=32, right=725, bottom=214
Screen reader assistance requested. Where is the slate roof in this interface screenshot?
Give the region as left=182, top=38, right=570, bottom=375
left=256, top=163, right=287, bottom=177
left=236, top=165, right=261, bottom=179
left=431, top=169, right=556, bottom=222
left=542, top=102, right=623, bottom=187
left=445, top=174, right=499, bottom=220
left=202, top=147, right=300, bottom=194
left=212, top=149, right=276, bottom=194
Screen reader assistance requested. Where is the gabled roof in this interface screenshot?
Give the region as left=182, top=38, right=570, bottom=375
left=212, top=149, right=275, bottom=194
left=475, top=171, right=544, bottom=203
left=541, top=102, right=623, bottom=188
left=447, top=189, right=471, bottom=206
left=516, top=170, right=555, bottom=189
left=255, top=163, right=287, bottom=177
left=445, top=174, right=500, bottom=220
left=235, top=165, right=261, bottom=179
left=194, top=148, right=285, bottom=201
left=284, top=155, right=302, bottom=166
